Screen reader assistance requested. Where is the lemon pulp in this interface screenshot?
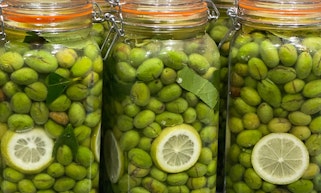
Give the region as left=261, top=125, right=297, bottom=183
left=104, top=129, right=124, bottom=183
left=151, top=124, right=201, bottom=173
left=1, top=128, right=54, bottom=174
left=251, top=133, right=309, bottom=185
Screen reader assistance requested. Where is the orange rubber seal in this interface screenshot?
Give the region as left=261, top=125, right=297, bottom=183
left=3, top=4, right=92, bottom=23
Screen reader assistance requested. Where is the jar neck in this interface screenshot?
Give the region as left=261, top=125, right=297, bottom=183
left=238, top=24, right=321, bottom=41
left=118, top=0, right=211, bottom=35
left=123, top=24, right=207, bottom=40
left=2, top=0, right=93, bottom=32
left=237, top=0, right=321, bottom=28
left=4, top=27, right=92, bottom=43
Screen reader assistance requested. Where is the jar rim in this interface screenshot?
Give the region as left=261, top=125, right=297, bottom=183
left=119, top=1, right=210, bottom=30
left=2, top=0, right=93, bottom=32
left=4, top=0, right=90, bottom=8
left=239, top=0, right=321, bottom=13
left=121, top=2, right=208, bottom=16
left=3, top=4, right=93, bottom=24
left=238, top=0, right=321, bottom=26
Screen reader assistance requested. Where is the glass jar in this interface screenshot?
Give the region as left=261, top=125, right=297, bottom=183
left=208, top=0, right=235, bottom=123
left=225, top=0, right=321, bottom=192
left=102, top=0, right=221, bottom=192
left=0, top=1, right=103, bottom=192
left=207, top=0, right=235, bottom=191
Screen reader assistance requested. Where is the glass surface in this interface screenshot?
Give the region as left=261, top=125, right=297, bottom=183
left=207, top=0, right=235, bottom=192
left=1, top=0, right=92, bottom=31
left=0, top=2, right=103, bottom=193
left=102, top=1, right=221, bottom=192
left=103, top=32, right=221, bottom=193
left=119, top=0, right=209, bottom=32
left=6, top=0, right=88, bottom=7
left=238, top=0, right=321, bottom=26
left=225, top=0, right=321, bottom=192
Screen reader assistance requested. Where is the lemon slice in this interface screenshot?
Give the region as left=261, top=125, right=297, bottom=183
left=1, top=128, right=54, bottom=174
left=151, top=124, right=201, bottom=173
left=251, top=133, right=309, bottom=185
left=91, top=123, right=101, bottom=162
left=104, top=129, right=124, bottom=183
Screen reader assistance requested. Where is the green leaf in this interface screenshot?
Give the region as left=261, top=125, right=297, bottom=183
left=46, top=72, right=70, bottom=104
left=52, top=124, right=79, bottom=158
left=23, top=31, right=47, bottom=44
left=46, top=72, right=81, bottom=104
left=212, top=69, right=221, bottom=111
left=177, top=66, right=219, bottom=109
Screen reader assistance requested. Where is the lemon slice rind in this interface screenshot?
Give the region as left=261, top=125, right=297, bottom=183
left=91, top=123, right=101, bottom=162
left=104, top=129, right=124, bottom=183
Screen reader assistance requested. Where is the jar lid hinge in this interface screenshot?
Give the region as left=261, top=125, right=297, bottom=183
left=92, top=2, right=106, bottom=23
left=206, top=0, right=220, bottom=21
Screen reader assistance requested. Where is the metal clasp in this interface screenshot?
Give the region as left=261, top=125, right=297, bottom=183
left=100, top=0, right=124, bottom=60
left=227, top=6, right=241, bottom=31
left=217, top=5, right=241, bottom=49
left=92, top=2, right=106, bottom=23
left=206, top=0, right=220, bottom=21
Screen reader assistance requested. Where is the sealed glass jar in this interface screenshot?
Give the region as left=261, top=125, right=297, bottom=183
left=225, top=0, right=321, bottom=192
left=207, top=0, right=235, bottom=191
left=102, top=0, right=221, bottom=192
left=0, top=1, right=103, bottom=192
left=208, top=0, right=235, bottom=117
